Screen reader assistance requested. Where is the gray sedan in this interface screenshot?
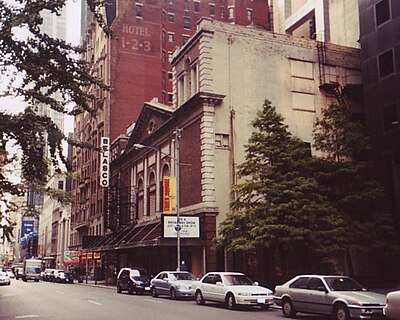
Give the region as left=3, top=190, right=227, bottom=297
left=274, top=275, right=385, bottom=320
left=150, top=271, right=196, bottom=299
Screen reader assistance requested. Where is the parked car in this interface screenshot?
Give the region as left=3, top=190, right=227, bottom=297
left=41, top=268, right=57, bottom=281
left=384, top=290, right=400, bottom=320
left=151, top=271, right=196, bottom=299
left=6, top=270, right=15, bottom=279
left=274, top=275, right=386, bottom=320
left=52, top=270, right=68, bottom=283
left=116, top=267, right=151, bottom=294
left=192, top=272, right=274, bottom=310
left=15, top=267, right=23, bottom=280
left=0, top=271, right=11, bottom=286
left=63, top=272, right=73, bottom=284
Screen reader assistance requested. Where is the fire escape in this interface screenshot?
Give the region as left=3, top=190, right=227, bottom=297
left=317, top=41, right=363, bottom=111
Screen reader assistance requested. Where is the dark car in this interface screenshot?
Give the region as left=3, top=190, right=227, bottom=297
left=64, top=272, right=73, bottom=284
left=117, top=267, right=151, bottom=294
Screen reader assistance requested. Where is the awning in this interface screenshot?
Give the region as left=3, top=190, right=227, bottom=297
left=63, top=260, right=81, bottom=266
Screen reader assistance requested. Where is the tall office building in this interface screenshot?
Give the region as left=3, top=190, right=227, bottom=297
left=70, top=0, right=270, bottom=254
left=359, top=0, right=400, bottom=225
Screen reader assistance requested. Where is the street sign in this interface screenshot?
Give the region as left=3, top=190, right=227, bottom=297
left=174, top=224, right=182, bottom=232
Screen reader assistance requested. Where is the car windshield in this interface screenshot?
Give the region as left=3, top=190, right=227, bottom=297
left=130, top=269, right=147, bottom=277
left=171, top=272, right=196, bottom=281
left=26, top=267, right=41, bottom=273
left=324, top=277, right=364, bottom=291
left=0, top=272, right=7, bottom=277
left=223, top=274, right=254, bottom=286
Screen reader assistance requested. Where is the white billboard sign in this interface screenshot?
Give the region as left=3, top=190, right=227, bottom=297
left=163, top=216, right=200, bottom=238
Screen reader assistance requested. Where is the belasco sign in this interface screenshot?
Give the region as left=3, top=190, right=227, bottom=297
left=100, top=137, right=110, bottom=187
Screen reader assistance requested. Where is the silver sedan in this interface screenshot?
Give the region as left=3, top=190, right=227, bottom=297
left=150, top=271, right=196, bottom=299
left=274, top=275, right=385, bottom=320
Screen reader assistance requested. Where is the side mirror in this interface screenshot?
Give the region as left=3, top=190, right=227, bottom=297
left=216, top=281, right=223, bottom=286
left=254, top=282, right=259, bottom=286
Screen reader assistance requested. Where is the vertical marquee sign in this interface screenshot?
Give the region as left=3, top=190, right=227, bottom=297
left=100, top=137, right=110, bottom=188
left=163, top=176, right=176, bottom=214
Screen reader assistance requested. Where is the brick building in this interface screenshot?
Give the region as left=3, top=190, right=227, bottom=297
left=87, top=18, right=363, bottom=284
left=70, top=0, right=270, bottom=273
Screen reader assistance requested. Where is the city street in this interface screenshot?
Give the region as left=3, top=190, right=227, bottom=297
left=0, top=279, right=323, bottom=320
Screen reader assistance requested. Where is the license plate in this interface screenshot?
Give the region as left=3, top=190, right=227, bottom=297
left=145, top=287, right=150, bottom=291
left=257, top=298, right=266, bottom=303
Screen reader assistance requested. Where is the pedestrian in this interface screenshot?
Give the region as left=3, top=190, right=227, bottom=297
left=180, top=261, right=188, bottom=271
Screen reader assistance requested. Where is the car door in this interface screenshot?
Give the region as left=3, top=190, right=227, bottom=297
left=158, top=273, right=169, bottom=295
left=306, top=277, right=331, bottom=315
left=120, top=270, right=129, bottom=290
left=212, top=274, right=226, bottom=303
left=288, top=276, right=311, bottom=313
left=200, top=274, right=217, bottom=301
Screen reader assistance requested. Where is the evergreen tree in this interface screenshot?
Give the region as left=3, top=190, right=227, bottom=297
left=0, top=0, right=109, bottom=240
left=218, top=100, right=345, bottom=257
left=313, top=103, right=399, bottom=258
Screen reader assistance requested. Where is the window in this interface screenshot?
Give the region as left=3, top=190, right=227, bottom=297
left=168, top=72, right=173, bottom=82
left=215, top=133, right=229, bottom=148
left=162, top=50, right=166, bottom=63
left=183, top=0, right=189, bottom=11
left=247, top=9, right=252, bottom=21
left=383, top=104, right=399, bottom=131
left=183, top=35, right=190, bottom=43
left=168, top=32, right=174, bottom=43
left=168, top=93, right=173, bottom=103
left=168, top=13, right=175, bottom=23
left=183, top=17, right=191, bottom=29
left=194, top=1, right=200, bottom=13
left=190, top=63, right=198, bottom=95
left=162, top=30, right=166, bottom=44
left=162, top=91, right=166, bottom=104
left=162, top=70, right=166, bottom=85
left=378, top=49, right=394, bottom=78
left=290, top=277, right=310, bottom=289
left=210, top=4, right=215, bottom=15
left=375, top=0, right=390, bottom=27
left=168, top=52, right=173, bottom=63
left=135, top=3, right=143, bottom=17
left=228, top=6, right=235, bottom=19
left=308, top=278, right=326, bottom=291
left=220, top=7, right=225, bottom=18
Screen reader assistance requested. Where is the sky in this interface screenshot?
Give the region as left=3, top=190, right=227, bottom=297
left=0, top=0, right=82, bottom=135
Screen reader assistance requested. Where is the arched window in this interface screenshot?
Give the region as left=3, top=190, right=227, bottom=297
left=137, top=177, right=144, bottom=220
left=147, top=171, right=156, bottom=216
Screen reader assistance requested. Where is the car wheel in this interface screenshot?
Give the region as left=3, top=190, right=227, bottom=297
left=260, top=304, right=270, bottom=311
left=282, top=298, right=296, bottom=318
left=195, top=290, right=205, bottom=305
left=226, top=293, right=236, bottom=310
left=151, top=286, right=158, bottom=298
left=117, top=284, right=122, bottom=293
left=333, top=304, right=350, bottom=320
left=170, top=287, right=177, bottom=300
left=128, top=284, right=134, bottom=295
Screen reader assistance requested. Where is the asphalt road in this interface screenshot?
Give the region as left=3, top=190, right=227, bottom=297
left=0, top=279, right=324, bottom=320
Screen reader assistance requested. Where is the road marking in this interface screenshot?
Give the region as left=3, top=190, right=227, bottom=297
left=88, top=300, right=102, bottom=306
left=144, top=298, right=163, bottom=304
left=3, top=293, right=16, bottom=297
left=56, top=290, right=64, bottom=295
left=15, top=316, right=39, bottom=319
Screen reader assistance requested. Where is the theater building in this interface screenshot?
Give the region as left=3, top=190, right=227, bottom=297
left=87, top=18, right=362, bottom=284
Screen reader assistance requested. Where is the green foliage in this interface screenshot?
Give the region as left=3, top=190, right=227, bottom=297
left=217, top=100, right=346, bottom=255
left=218, top=100, right=399, bottom=263
left=313, top=103, right=399, bottom=255
left=0, top=1, right=108, bottom=239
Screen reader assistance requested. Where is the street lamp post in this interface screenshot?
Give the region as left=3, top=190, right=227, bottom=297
left=133, top=127, right=182, bottom=271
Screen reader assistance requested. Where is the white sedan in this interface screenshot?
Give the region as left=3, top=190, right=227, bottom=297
left=384, top=290, right=400, bottom=320
left=192, top=272, right=274, bottom=310
left=0, top=271, right=11, bottom=286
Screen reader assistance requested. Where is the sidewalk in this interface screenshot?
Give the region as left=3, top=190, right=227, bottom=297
left=75, top=279, right=116, bottom=290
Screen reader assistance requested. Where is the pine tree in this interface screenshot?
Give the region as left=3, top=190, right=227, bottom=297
left=218, top=100, right=345, bottom=256
left=313, top=103, right=399, bottom=257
